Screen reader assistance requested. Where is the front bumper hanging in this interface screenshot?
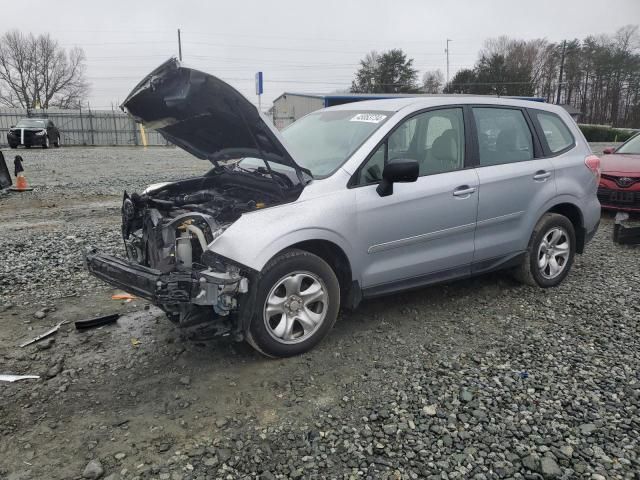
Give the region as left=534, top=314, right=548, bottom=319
left=85, top=249, right=196, bottom=303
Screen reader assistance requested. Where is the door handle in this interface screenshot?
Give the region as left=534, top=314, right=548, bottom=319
left=533, top=171, right=551, bottom=181
left=453, top=186, right=476, bottom=197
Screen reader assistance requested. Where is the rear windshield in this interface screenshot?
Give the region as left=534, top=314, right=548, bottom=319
left=16, top=119, right=46, bottom=128
left=282, top=110, right=392, bottom=178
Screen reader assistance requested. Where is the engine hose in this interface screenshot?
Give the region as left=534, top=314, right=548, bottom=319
left=186, top=224, right=208, bottom=251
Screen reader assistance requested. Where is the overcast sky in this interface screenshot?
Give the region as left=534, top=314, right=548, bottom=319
left=5, top=0, right=640, bottom=110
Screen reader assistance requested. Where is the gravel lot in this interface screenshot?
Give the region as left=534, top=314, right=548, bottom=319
left=0, top=146, right=638, bottom=480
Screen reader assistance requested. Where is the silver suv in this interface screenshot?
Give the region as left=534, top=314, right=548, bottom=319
left=86, top=59, right=601, bottom=357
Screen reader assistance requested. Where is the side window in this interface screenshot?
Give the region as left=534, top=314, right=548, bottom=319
left=356, top=108, right=465, bottom=184
left=534, top=111, right=574, bottom=153
left=358, top=143, right=386, bottom=184
left=473, top=108, right=534, bottom=166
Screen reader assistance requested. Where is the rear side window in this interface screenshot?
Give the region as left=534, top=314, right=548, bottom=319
left=534, top=111, right=574, bottom=153
left=472, top=108, right=534, bottom=166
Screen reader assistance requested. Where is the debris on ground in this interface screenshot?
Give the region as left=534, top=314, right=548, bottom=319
left=0, top=374, right=40, bottom=382
left=19, top=321, right=68, bottom=348
left=111, top=293, right=136, bottom=301
left=613, top=212, right=640, bottom=245
left=74, top=313, right=120, bottom=330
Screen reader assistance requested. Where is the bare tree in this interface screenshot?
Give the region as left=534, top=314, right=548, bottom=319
left=0, top=30, right=88, bottom=109
left=422, top=70, right=444, bottom=93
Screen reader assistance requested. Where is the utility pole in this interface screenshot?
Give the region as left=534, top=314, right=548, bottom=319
left=445, top=38, right=452, bottom=86
left=177, top=28, right=183, bottom=61
left=556, top=40, right=566, bottom=105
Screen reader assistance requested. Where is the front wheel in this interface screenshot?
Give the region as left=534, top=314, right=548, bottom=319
left=43, top=136, right=50, bottom=149
left=246, top=249, right=340, bottom=358
left=514, top=213, right=576, bottom=287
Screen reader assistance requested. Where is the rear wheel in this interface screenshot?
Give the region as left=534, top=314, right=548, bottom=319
left=9, top=144, right=17, bottom=149
left=514, top=213, right=575, bottom=287
left=246, top=249, right=340, bottom=358
left=54, top=135, right=60, bottom=147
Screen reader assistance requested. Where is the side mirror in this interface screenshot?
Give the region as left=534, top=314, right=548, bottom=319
left=376, top=158, right=419, bottom=197
left=9, top=125, right=14, bottom=128
left=602, top=147, right=615, bottom=155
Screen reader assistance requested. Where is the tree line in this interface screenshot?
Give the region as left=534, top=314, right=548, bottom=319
left=351, top=25, right=640, bottom=128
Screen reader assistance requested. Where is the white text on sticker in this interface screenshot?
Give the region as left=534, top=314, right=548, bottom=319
left=350, top=114, right=387, bottom=124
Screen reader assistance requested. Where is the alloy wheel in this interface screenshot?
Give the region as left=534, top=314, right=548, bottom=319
left=537, top=227, right=570, bottom=279
left=263, top=271, right=328, bottom=344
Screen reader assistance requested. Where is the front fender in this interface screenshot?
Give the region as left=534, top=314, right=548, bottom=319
left=209, top=188, right=358, bottom=273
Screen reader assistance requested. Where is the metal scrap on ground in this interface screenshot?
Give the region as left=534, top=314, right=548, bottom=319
left=19, top=321, right=68, bottom=348
left=0, top=374, right=40, bottom=382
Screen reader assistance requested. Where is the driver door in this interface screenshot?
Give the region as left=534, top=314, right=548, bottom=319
left=353, top=107, right=479, bottom=294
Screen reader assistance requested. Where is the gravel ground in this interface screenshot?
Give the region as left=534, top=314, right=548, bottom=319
left=0, top=145, right=638, bottom=480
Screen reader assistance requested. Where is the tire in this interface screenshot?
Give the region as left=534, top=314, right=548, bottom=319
left=43, top=136, right=50, bottom=149
left=514, top=213, right=576, bottom=288
left=54, top=135, right=60, bottom=148
left=246, top=248, right=340, bottom=358
left=9, top=144, right=17, bottom=149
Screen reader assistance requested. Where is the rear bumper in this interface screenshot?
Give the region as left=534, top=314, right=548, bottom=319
left=585, top=219, right=599, bottom=244
left=85, top=249, right=197, bottom=304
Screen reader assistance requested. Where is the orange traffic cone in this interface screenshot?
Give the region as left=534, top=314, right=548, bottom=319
left=12, top=173, right=32, bottom=191
left=9, top=156, right=33, bottom=192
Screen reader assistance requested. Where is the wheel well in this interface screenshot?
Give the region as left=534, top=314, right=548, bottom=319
left=289, top=240, right=354, bottom=307
left=547, top=203, right=585, bottom=253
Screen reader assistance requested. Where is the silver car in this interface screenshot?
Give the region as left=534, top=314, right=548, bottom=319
left=86, top=59, right=601, bottom=357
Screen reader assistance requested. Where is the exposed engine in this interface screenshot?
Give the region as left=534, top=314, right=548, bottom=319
left=119, top=176, right=279, bottom=320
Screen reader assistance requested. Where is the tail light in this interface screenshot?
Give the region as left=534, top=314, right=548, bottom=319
left=585, top=155, right=601, bottom=183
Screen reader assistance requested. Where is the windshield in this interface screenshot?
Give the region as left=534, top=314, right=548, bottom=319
left=281, top=110, right=392, bottom=178
left=617, top=134, right=640, bottom=154
left=16, top=119, right=46, bottom=128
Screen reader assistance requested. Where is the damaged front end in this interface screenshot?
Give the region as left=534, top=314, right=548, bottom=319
left=86, top=58, right=310, bottom=334
left=86, top=172, right=281, bottom=330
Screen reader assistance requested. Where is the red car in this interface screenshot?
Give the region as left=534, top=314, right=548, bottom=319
left=598, top=132, right=640, bottom=212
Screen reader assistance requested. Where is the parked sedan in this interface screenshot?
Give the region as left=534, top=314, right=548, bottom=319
left=7, top=118, right=61, bottom=149
left=598, top=133, right=640, bottom=212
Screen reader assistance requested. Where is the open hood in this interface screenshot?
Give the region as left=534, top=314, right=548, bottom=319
left=121, top=58, right=309, bottom=177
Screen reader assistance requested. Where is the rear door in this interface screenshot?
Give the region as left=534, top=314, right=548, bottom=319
left=471, top=106, right=555, bottom=267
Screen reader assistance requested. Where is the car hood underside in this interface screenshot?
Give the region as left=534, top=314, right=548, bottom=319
left=121, top=58, right=308, bottom=177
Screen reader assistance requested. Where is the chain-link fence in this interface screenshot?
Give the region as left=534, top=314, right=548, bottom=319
left=0, top=107, right=169, bottom=147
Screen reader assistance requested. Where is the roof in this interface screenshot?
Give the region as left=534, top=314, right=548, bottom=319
left=273, top=91, right=546, bottom=104
left=322, top=96, right=565, bottom=114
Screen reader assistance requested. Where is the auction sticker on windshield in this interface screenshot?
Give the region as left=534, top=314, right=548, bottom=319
left=350, top=113, right=387, bottom=123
